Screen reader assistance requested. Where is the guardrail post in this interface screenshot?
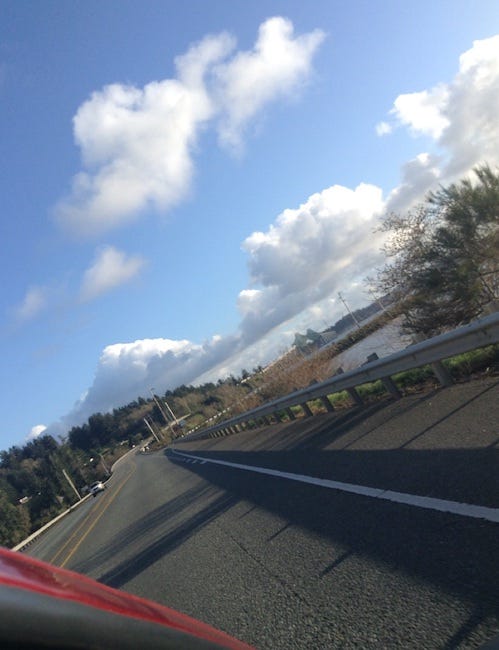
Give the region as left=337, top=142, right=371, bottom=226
left=286, top=407, right=296, bottom=420
left=382, top=376, right=402, bottom=398
left=335, top=367, right=363, bottom=405
left=431, top=360, right=454, bottom=387
left=366, top=353, right=402, bottom=398
left=301, top=402, right=314, bottom=417
left=320, top=395, right=335, bottom=412
left=411, top=334, right=454, bottom=387
left=347, top=388, right=363, bottom=405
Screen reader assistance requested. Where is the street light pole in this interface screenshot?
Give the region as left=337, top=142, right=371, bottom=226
left=149, top=388, right=170, bottom=426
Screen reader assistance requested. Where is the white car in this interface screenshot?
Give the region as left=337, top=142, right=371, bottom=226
left=89, top=481, right=105, bottom=497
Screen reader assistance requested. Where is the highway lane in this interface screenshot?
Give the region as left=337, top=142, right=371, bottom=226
left=25, top=377, right=499, bottom=648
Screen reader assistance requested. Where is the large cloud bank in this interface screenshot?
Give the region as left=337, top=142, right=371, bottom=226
left=238, top=182, right=385, bottom=343
left=53, top=33, right=499, bottom=432
left=62, top=334, right=239, bottom=430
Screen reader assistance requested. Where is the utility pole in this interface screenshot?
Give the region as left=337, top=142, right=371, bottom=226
left=338, top=292, right=361, bottom=329
left=143, top=417, right=160, bottom=443
left=62, top=468, right=81, bottom=501
left=98, top=452, right=110, bottom=477
left=368, top=289, right=388, bottom=314
left=163, top=398, right=178, bottom=425
left=149, top=388, right=170, bottom=426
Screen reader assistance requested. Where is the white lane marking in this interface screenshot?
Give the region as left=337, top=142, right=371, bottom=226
left=170, top=449, right=499, bottom=524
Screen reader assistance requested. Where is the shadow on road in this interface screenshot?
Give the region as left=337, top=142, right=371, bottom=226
left=169, top=447, right=499, bottom=647
left=172, top=446, right=499, bottom=508
left=73, top=482, right=238, bottom=589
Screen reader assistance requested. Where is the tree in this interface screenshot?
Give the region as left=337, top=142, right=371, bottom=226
left=0, top=492, right=31, bottom=547
left=68, top=423, right=92, bottom=451
left=87, top=413, right=114, bottom=446
left=372, top=165, right=499, bottom=336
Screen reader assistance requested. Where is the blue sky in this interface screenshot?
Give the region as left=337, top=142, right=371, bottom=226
left=1, top=0, right=499, bottom=449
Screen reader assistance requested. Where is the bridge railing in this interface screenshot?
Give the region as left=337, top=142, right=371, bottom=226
left=179, top=311, right=499, bottom=441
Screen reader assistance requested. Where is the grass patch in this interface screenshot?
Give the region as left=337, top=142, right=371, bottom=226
left=445, top=344, right=499, bottom=379
left=357, top=380, right=386, bottom=400
left=393, top=365, right=435, bottom=389
left=328, top=390, right=353, bottom=409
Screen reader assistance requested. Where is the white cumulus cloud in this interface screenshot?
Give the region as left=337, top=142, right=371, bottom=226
left=27, top=424, right=47, bottom=441
left=391, top=87, right=450, bottom=139
left=55, top=18, right=324, bottom=236
left=80, top=246, right=145, bottom=301
left=214, top=16, right=325, bottom=150
left=385, top=152, right=442, bottom=214
left=238, top=182, right=385, bottom=343
left=59, top=334, right=241, bottom=428
left=380, top=34, right=499, bottom=211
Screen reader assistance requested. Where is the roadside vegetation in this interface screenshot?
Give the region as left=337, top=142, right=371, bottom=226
left=1, top=166, right=498, bottom=548
left=371, top=164, right=499, bottom=336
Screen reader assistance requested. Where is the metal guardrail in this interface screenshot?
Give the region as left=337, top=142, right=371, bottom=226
left=180, top=311, right=499, bottom=441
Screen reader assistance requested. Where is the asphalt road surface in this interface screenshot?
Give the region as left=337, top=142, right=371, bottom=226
left=26, top=377, right=499, bottom=649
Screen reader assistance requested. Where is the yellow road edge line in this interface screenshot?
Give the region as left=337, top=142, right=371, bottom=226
left=59, top=464, right=135, bottom=568
left=49, top=488, right=114, bottom=566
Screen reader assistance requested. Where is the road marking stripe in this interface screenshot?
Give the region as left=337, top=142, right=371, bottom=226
left=170, top=450, right=499, bottom=524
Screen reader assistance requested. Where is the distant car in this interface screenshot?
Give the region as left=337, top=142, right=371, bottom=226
left=89, top=481, right=105, bottom=496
